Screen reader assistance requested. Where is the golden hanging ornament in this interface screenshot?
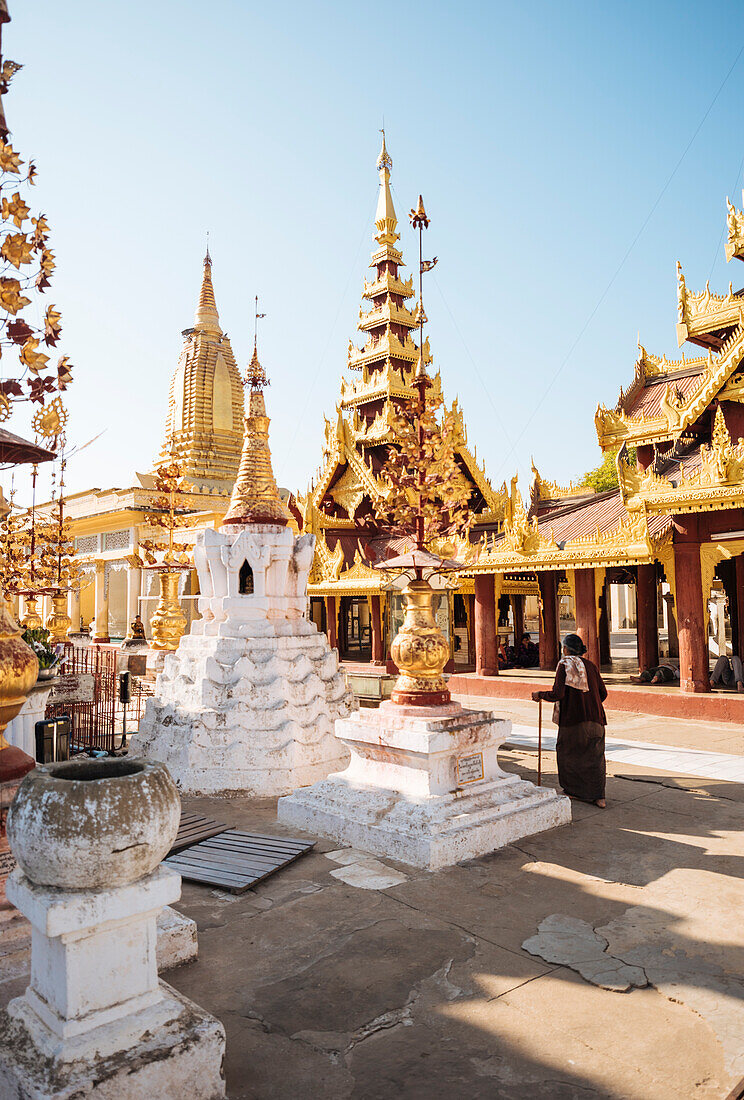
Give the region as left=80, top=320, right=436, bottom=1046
left=45, top=591, right=71, bottom=644
left=149, top=571, right=187, bottom=651
left=21, top=595, right=42, bottom=631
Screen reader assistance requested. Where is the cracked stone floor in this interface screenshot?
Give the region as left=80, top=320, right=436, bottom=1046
left=2, top=744, right=743, bottom=1099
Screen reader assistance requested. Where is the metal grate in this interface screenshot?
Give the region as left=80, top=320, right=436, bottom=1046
left=164, top=830, right=315, bottom=894
left=45, top=643, right=118, bottom=753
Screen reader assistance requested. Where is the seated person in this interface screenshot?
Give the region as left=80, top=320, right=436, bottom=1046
left=710, top=653, right=744, bottom=692
left=515, top=631, right=539, bottom=668
left=631, top=662, right=680, bottom=685
left=497, top=640, right=511, bottom=669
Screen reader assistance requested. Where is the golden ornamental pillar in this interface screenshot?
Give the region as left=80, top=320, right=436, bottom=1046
left=91, top=563, right=109, bottom=643
left=45, top=592, right=71, bottom=644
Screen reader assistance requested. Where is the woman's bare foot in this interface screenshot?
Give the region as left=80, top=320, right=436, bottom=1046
left=595, top=799, right=606, bottom=808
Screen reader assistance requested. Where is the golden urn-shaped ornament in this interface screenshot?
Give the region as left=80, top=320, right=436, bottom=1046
left=390, top=578, right=450, bottom=706
left=0, top=602, right=39, bottom=750
left=149, top=571, right=187, bottom=651
left=21, top=596, right=42, bottom=631
left=46, top=592, right=71, bottom=644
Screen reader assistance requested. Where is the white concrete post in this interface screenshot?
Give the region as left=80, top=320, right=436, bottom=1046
left=125, top=566, right=142, bottom=640
left=91, top=563, right=109, bottom=641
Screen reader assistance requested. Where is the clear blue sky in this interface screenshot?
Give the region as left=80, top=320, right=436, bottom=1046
left=9, top=0, right=744, bottom=502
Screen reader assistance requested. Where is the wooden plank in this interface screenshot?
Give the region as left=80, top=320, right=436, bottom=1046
left=164, top=828, right=315, bottom=894
left=168, top=812, right=230, bottom=855
left=200, top=831, right=312, bottom=854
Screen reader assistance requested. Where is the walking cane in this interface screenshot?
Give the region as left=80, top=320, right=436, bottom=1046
left=537, top=698, right=543, bottom=787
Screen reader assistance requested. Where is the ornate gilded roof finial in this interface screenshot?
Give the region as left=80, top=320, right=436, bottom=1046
left=377, top=128, right=392, bottom=172
left=375, top=130, right=399, bottom=246
left=409, top=194, right=437, bottom=381
left=244, top=295, right=269, bottom=390
left=194, top=243, right=221, bottom=334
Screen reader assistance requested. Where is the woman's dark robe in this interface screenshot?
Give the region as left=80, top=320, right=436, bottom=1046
left=537, top=657, right=608, bottom=802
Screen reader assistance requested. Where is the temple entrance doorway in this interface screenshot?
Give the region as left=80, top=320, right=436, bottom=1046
left=339, top=596, right=371, bottom=661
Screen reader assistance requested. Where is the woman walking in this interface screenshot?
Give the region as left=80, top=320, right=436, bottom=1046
left=532, top=633, right=608, bottom=808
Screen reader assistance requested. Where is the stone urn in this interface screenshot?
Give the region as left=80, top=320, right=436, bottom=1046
left=7, top=757, right=180, bottom=889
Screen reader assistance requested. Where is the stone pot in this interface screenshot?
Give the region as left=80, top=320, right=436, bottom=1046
left=6, top=757, right=180, bottom=889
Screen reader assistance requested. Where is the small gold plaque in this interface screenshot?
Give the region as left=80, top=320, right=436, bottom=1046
left=456, top=752, right=484, bottom=785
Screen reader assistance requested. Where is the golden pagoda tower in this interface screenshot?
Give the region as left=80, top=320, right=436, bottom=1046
left=223, top=344, right=291, bottom=526
left=157, top=250, right=245, bottom=494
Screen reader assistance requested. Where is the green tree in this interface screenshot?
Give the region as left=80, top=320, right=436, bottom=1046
left=580, top=447, right=636, bottom=493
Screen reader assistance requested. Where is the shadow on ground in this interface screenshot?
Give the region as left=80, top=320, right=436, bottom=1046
left=161, top=747, right=743, bottom=1100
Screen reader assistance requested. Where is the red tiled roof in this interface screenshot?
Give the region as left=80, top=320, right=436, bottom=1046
left=624, top=371, right=702, bottom=419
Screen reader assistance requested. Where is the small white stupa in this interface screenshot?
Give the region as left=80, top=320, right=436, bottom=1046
left=129, top=343, right=353, bottom=795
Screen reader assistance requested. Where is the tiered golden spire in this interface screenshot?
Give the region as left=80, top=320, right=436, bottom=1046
left=374, top=130, right=400, bottom=252
left=194, top=247, right=221, bottom=334
left=222, top=342, right=290, bottom=526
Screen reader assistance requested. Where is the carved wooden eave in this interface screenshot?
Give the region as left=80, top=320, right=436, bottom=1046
left=465, top=510, right=668, bottom=574
left=676, top=259, right=744, bottom=347
left=340, top=361, right=440, bottom=408
left=725, top=195, right=744, bottom=264
left=617, top=408, right=744, bottom=516
left=308, top=545, right=383, bottom=597
left=595, top=326, right=744, bottom=451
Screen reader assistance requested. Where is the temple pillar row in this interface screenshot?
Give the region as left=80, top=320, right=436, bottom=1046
left=673, top=518, right=709, bottom=693
left=474, top=573, right=497, bottom=676
left=511, top=594, right=525, bottom=647
left=538, top=571, right=560, bottom=671
left=125, top=567, right=142, bottom=640
left=574, top=568, right=599, bottom=668
left=636, top=563, right=659, bottom=673
left=326, top=595, right=338, bottom=651
left=92, top=562, right=109, bottom=643
left=370, top=594, right=383, bottom=665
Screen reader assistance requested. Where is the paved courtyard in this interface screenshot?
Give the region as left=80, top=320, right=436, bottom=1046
left=2, top=708, right=742, bottom=1099
left=162, top=715, right=744, bottom=1100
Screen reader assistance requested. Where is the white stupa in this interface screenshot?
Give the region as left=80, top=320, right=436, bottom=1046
left=129, top=345, right=353, bottom=795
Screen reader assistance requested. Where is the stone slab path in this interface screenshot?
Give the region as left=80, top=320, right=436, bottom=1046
left=506, top=724, right=744, bottom=783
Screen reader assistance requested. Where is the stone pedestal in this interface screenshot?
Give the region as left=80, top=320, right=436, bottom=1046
left=0, top=867, right=224, bottom=1098
left=130, top=618, right=353, bottom=795
left=4, top=681, right=53, bottom=758
left=278, top=701, right=571, bottom=871
left=0, top=757, right=224, bottom=1098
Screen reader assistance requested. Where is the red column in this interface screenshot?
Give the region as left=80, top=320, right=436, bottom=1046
left=673, top=519, right=709, bottom=693
left=636, top=563, right=659, bottom=672
left=370, top=595, right=383, bottom=665
left=736, top=555, right=744, bottom=661
left=474, top=573, right=497, bottom=676
left=538, top=571, right=560, bottom=670
left=467, top=593, right=476, bottom=667
left=326, top=596, right=337, bottom=651
left=511, top=594, right=525, bottom=648
left=598, top=582, right=611, bottom=666
left=574, top=568, right=600, bottom=668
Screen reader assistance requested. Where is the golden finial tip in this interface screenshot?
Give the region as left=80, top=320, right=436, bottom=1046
left=377, top=129, right=393, bottom=172
left=410, top=195, right=430, bottom=229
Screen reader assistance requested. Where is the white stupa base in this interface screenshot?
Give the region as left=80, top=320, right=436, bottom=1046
left=0, top=867, right=224, bottom=1098
left=128, top=619, right=354, bottom=796
left=278, top=702, right=571, bottom=871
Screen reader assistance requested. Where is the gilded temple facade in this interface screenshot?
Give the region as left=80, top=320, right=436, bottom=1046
left=462, top=188, right=744, bottom=692
left=293, top=136, right=504, bottom=665
left=28, top=254, right=246, bottom=641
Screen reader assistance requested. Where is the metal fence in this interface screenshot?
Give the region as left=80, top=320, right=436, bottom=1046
left=45, top=643, right=118, bottom=753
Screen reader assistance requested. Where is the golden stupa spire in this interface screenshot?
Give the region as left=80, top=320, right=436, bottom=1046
left=222, top=337, right=290, bottom=526
left=194, top=246, right=222, bottom=334
left=374, top=129, right=399, bottom=248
